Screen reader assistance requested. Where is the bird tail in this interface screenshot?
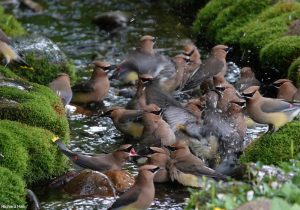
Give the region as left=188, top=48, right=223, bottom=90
left=52, top=136, right=75, bottom=158
left=15, top=56, right=34, bottom=71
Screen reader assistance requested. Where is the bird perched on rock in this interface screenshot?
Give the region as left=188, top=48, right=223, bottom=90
left=167, top=141, right=226, bottom=188
left=182, top=45, right=231, bottom=91
left=234, top=67, right=260, bottom=92
left=71, top=60, right=111, bottom=105
left=48, top=73, right=72, bottom=106
left=0, top=29, right=30, bottom=68
left=242, top=86, right=300, bottom=132
left=144, top=147, right=170, bottom=183
left=108, top=164, right=160, bottom=210
left=101, top=107, right=144, bottom=139
left=52, top=137, right=137, bottom=172
left=273, top=79, right=297, bottom=101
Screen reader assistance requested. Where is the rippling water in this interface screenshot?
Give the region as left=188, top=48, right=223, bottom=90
left=3, top=1, right=268, bottom=209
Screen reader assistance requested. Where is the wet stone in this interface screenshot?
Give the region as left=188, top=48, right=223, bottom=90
left=63, top=170, right=116, bottom=197
left=105, top=170, right=135, bottom=193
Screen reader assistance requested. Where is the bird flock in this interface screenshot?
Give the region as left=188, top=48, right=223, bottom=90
left=2, top=31, right=300, bottom=209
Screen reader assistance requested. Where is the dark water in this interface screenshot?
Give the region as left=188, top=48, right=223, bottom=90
left=3, top=0, right=193, bottom=209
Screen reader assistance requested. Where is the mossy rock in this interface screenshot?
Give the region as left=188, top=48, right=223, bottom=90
left=260, top=36, right=300, bottom=76
left=0, top=66, right=20, bottom=79
left=211, top=0, right=274, bottom=45
left=240, top=121, right=300, bottom=165
left=0, top=78, right=70, bottom=140
left=0, top=120, right=69, bottom=184
left=192, top=0, right=235, bottom=41
left=0, top=6, right=26, bottom=37
left=288, top=57, right=300, bottom=86
left=0, top=167, right=26, bottom=207
left=15, top=52, right=77, bottom=85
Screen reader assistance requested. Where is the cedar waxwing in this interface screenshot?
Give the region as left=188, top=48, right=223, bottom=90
left=141, top=109, right=176, bottom=146
left=71, top=60, right=111, bottom=105
left=242, top=86, right=300, bottom=131
left=108, top=164, right=160, bottom=210
left=182, top=45, right=231, bottom=91
left=0, top=29, right=30, bottom=68
left=48, top=73, right=72, bottom=106
left=293, top=88, right=300, bottom=102
left=101, top=107, right=144, bottom=139
left=183, top=98, right=203, bottom=119
left=234, top=67, right=260, bottom=92
left=145, top=147, right=170, bottom=183
left=167, top=141, right=226, bottom=188
left=273, top=79, right=297, bottom=101
left=52, top=137, right=137, bottom=172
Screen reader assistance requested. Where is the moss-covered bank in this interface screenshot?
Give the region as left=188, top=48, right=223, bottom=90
left=240, top=121, right=300, bottom=165
left=192, top=0, right=300, bottom=82
left=0, top=6, right=26, bottom=37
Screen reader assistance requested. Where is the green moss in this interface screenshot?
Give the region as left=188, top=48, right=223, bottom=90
left=0, top=120, right=69, bottom=184
left=240, top=121, right=300, bottom=165
left=192, top=0, right=235, bottom=40
left=0, top=6, right=26, bottom=37
left=0, top=78, right=69, bottom=140
left=239, top=2, right=300, bottom=53
left=260, top=36, right=300, bottom=76
left=212, top=0, right=274, bottom=44
left=0, top=167, right=26, bottom=207
left=288, top=57, right=300, bottom=86
left=0, top=66, right=20, bottom=79
left=12, top=53, right=77, bottom=85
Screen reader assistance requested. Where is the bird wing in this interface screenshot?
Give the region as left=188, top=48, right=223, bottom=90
left=0, top=29, right=11, bottom=44
left=163, top=106, right=198, bottom=131
left=145, top=82, right=182, bottom=108
left=109, top=186, right=141, bottom=209
left=118, top=111, right=144, bottom=124
left=260, top=99, right=293, bottom=113
left=175, top=158, right=226, bottom=180
left=182, top=57, right=224, bottom=91
left=72, top=81, right=95, bottom=93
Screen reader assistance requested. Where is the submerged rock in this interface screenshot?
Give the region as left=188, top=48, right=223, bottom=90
left=63, top=170, right=116, bottom=197
left=92, top=11, right=129, bottom=32
left=105, top=170, right=135, bottom=193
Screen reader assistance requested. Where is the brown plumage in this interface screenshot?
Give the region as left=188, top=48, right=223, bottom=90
left=108, top=164, right=160, bottom=210
left=182, top=44, right=230, bottom=91
left=235, top=67, right=260, bottom=92
left=53, top=138, right=137, bottom=173
left=48, top=73, right=72, bottom=106
left=242, top=86, right=300, bottom=131
left=71, top=60, right=110, bottom=104
left=167, top=141, right=226, bottom=188
left=273, top=79, right=297, bottom=101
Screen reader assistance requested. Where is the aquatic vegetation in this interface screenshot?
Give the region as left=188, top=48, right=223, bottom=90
left=0, top=167, right=26, bottom=207
left=0, top=6, right=26, bottom=37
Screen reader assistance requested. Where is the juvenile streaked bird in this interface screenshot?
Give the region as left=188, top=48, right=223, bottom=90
left=242, top=86, right=300, bottom=132
left=71, top=60, right=111, bottom=105
left=48, top=73, right=72, bottom=106
left=108, top=164, right=160, bottom=210
left=53, top=137, right=137, bottom=172
left=273, top=79, right=297, bottom=101
left=167, top=141, right=226, bottom=188
left=0, top=29, right=30, bottom=68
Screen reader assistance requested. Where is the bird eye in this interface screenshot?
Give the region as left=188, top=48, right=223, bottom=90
left=242, top=91, right=256, bottom=98
left=215, top=86, right=226, bottom=92
left=149, top=167, right=160, bottom=173
left=183, top=48, right=195, bottom=57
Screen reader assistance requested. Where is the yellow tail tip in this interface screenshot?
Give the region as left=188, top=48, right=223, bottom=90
left=20, top=66, right=34, bottom=71
left=52, top=136, right=60, bottom=143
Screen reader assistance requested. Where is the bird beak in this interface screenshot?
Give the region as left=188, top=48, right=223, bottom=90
left=225, top=47, right=233, bottom=53
left=129, top=147, right=138, bottom=157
